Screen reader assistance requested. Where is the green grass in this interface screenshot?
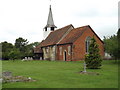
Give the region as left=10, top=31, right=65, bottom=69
left=2, top=60, right=118, bottom=88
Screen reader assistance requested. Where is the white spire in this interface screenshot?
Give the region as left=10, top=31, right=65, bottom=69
left=45, top=5, right=57, bottom=28
left=43, top=2, right=57, bottom=39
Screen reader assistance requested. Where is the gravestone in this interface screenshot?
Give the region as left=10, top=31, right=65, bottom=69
left=83, top=62, right=87, bottom=72
left=30, top=57, right=33, bottom=60
left=28, top=57, right=30, bottom=60
left=40, top=57, right=42, bottom=60
left=25, top=57, right=27, bottom=60
left=2, top=71, right=12, bottom=78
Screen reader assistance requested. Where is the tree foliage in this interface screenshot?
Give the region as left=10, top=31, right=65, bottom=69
left=14, top=37, right=28, bottom=58
left=1, top=41, right=14, bottom=60
left=8, top=48, right=21, bottom=60
left=103, top=34, right=119, bottom=59
left=117, top=28, right=120, bottom=59
left=1, top=37, right=40, bottom=60
left=15, top=37, right=28, bottom=48
left=85, top=37, right=102, bottom=69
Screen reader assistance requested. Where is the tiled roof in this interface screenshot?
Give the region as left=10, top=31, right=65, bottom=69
left=58, top=25, right=89, bottom=44
left=58, top=25, right=104, bottom=45
left=35, top=25, right=103, bottom=53
left=40, top=24, right=74, bottom=47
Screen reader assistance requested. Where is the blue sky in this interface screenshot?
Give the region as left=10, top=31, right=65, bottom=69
left=0, top=0, right=118, bottom=44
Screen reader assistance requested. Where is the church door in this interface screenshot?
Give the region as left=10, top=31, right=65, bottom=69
left=64, top=51, right=67, bottom=61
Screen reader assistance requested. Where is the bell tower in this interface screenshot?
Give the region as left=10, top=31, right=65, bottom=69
left=43, top=5, right=57, bottom=39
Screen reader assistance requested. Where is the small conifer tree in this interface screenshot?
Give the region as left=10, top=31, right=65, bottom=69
left=85, top=37, right=102, bottom=69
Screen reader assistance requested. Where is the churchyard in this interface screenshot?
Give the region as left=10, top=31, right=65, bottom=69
left=1, top=60, right=119, bottom=88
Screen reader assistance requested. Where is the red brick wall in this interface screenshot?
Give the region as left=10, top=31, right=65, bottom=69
left=72, top=27, right=104, bottom=61
left=56, top=27, right=104, bottom=61
left=56, top=44, right=72, bottom=61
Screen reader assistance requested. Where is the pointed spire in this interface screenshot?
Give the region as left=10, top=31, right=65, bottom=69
left=45, top=5, right=57, bottom=28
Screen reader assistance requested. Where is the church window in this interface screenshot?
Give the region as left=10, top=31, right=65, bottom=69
left=59, top=47, right=62, bottom=55
left=68, top=46, right=71, bottom=55
left=85, top=37, right=91, bottom=53
left=51, top=27, right=54, bottom=31
left=45, top=27, right=47, bottom=31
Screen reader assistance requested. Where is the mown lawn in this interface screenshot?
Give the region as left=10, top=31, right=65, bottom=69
left=2, top=60, right=119, bottom=88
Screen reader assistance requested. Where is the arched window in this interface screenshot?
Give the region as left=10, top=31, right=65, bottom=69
left=59, top=47, right=62, bottom=55
left=68, top=46, right=71, bottom=55
left=85, top=37, right=91, bottom=53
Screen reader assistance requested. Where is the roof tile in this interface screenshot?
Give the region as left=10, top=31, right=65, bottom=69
left=58, top=25, right=89, bottom=44
left=40, top=24, right=74, bottom=47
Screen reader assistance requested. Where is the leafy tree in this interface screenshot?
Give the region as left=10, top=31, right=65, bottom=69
left=85, top=37, right=102, bottom=69
left=30, top=42, right=40, bottom=47
left=24, top=44, right=34, bottom=57
left=24, top=42, right=40, bottom=57
left=117, top=28, right=120, bottom=59
left=103, top=35, right=118, bottom=59
left=103, top=28, right=120, bottom=60
left=15, top=37, right=28, bottom=48
left=8, top=48, right=21, bottom=60
left=1, top=37, right=39, bottom=60
left=1, top=41, right=14, bottom=60
left=15, top=37, right=29, bottom=58
left=15, top=37, right=28, bottom=49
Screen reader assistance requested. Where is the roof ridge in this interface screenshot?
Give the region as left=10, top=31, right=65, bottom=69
left=71, top=26, right=88, bottom=43
left=57, top=25, right=74, bottom=44
left=58, top=25, right=89, bottom=45
left=40, top=24, right=74, bottom=47
left=51, top=24, right=74, bottom=33
left=74, top=25, right=90, bottom=29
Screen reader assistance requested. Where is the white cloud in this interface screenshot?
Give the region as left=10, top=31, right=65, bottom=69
left=0, top=0, right=118, bottom=44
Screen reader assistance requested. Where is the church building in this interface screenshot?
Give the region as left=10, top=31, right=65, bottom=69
left=34, top=5, right=104, bottom=61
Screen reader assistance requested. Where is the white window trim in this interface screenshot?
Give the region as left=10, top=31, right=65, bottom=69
left=85, top=37, right=91, bottom=54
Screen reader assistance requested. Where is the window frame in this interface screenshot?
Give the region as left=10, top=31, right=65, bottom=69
left=85, top=37, right=91, bottom=54
left=68, top=46, right=71, bottom=55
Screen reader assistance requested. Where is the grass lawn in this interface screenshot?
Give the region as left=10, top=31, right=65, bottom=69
left=2, top=60, right=119, bottom=88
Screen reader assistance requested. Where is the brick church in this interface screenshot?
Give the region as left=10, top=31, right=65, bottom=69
left=34, top=5, right=104, bottom=61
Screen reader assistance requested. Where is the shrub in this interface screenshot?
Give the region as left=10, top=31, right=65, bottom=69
left=85, top=37, right=102, bottom=69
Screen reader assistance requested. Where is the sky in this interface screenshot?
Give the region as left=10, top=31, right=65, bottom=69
left=0, top=0, right=118, bottom=44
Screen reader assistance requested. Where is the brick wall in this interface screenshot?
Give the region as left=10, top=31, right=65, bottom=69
left=72, top=27, right=104, bottom=61
left=56, top=27, right=104, bottom=61
left=57, top=44, right=72, bottom=61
